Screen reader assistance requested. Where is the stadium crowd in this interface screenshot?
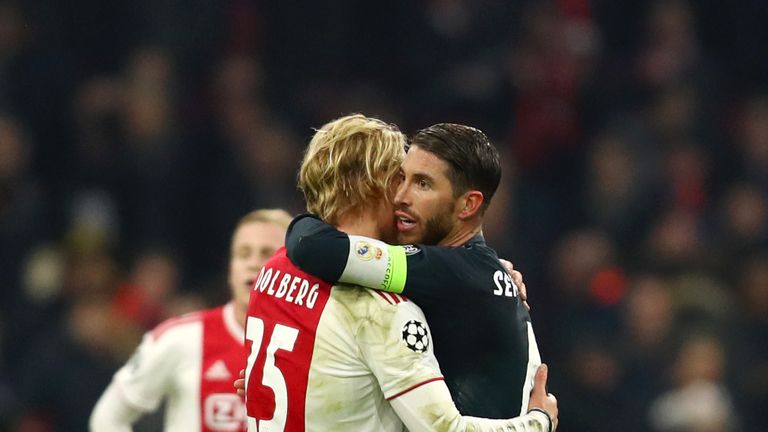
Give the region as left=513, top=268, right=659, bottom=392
left=0, top=0, right=766, bottom=431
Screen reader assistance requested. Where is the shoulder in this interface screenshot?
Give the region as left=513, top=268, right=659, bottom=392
left=367, top=289, right=410, bottom=307
left=329, top=286, right=425, bottom=330
left=287, top=213, right=325, bottom=235
left=337, top=288, right=437, bottom=378
left=418, top=241, right=502, bottom=279
left=330, top=286, right=409, bottom=311
left=114, top=311, right=205, bottom=395
left=412, top=237, right=498, bottom=265
left=197, top=305, right=226, bottom=324
left=147, top=311, right=204, bottom=350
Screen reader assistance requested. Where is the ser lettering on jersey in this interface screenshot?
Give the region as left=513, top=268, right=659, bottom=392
left=492, top=270, right=518, bottom=298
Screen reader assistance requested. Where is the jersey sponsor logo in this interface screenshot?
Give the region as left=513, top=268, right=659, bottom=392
left=205, top=360, right=233, bottom=381
left=355, top=241, right=373, bottom=261
left=402, top=245, right=421, bottom=256
left=204, top=393, right=246, bottom=431
left=401, top=320, right=429, bottom=353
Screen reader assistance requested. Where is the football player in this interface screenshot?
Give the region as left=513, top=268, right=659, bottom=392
left=91, top=209, right=291, bottom=432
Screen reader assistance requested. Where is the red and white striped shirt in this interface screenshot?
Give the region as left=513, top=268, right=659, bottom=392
left=245, top=247, right=443, bottom=432
left=113, top=303, right=247, bottom=432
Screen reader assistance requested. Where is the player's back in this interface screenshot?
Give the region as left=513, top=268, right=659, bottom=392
left=245, top=248, right=442, bottom=431
left=304, top=287, right=406, bottom=431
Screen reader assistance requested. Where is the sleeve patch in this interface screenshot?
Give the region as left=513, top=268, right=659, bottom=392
left=354, top=240, right=376, bottom=261
left=401, top=320, right=430, bottom=353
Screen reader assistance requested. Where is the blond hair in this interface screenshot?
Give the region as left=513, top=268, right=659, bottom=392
left=298, top=114, right=406, bottom=224
left=232, top=208, right=292, bottom=239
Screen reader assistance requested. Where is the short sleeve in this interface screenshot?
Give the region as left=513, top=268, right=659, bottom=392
left=356, top=296, right=444, bottom=399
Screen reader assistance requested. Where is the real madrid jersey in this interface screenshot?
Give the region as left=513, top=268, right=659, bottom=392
left=111, top=303, right=247, bottom=432
left=285, top=214, right=542, bottom=419
left=244, top=247, right=444, bottom=432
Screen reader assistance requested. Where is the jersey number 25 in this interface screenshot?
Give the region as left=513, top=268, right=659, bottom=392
left=245, top=316, right=299, bottom=432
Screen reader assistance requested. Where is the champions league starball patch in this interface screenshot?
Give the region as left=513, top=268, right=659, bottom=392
left=401, top=320, right=430, bottom=353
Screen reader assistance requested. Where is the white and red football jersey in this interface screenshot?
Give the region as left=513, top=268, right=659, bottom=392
left=113, top=303, right=247, bottom=432
left=245, top=247, right=443, bottom=432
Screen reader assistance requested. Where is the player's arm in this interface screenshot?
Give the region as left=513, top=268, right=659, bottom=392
left=90, top=328, right=177, bottom=431
left=90, top=383, right=142, bottom=431
left=360, top=302, right=556, bottom=432
left=286, top=214, right=496, bottom=301
left=390, top=367, right=557, bottom=432
left=285, top=214, right=349, bottom=282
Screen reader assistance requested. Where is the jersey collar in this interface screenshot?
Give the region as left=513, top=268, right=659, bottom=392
left=463, top=233, right=487, bottom=249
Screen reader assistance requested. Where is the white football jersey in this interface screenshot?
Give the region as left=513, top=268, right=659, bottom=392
left=245, top=248, right=443, bottom=432
left=114, top=303, right=247, bottom=432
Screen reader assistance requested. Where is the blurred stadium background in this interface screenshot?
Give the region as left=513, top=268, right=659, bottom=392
left=1, top=0, right=767, bottom=431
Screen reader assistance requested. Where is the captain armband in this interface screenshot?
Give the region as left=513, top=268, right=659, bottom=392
left=340, top=236, right=408, bottom=294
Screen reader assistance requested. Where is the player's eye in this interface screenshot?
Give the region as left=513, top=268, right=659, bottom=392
left=237, top=247, right=252, bottom=259
left=418, top=179, right=430, bottom=189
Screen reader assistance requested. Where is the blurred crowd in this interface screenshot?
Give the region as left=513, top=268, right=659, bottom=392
left=1, top=0, right=767, bottom=431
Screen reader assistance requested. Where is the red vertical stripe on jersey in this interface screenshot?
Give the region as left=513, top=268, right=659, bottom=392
left=245, top=247, right=332, bottom=432
left=200, top=307, right=248, bottom=432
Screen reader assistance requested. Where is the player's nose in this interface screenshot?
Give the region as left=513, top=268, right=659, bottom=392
left=393, top=182, right=411, bottom=206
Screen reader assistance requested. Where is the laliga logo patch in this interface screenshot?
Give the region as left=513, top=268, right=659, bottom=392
left=403, top=245, right=421, bottom=256
left=374, top=247, right=384, bottom=260
left=402, top=320, right=430, bottom=353
left=355, top=241, right=373, bottom=261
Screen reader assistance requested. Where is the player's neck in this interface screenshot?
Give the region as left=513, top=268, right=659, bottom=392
left=234, top=301, right=246, bottom=328
left=438, top=221, right=483, bottom=247
left=336, top=208, right=381, bottom=238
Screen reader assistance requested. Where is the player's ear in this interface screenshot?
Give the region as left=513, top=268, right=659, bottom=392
left=457, top=190, right=484, bottom=220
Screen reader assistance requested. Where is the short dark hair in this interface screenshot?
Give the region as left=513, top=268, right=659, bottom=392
left=409, top=123, right=501, bottom=213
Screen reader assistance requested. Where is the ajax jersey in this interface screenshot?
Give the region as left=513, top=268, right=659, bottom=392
left=245, top=247, right=443, bottom=432
left=114, top=303, right=247, bottom=432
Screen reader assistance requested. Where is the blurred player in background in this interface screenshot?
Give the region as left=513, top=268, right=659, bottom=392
left=244, top=114, right=557, bottom=431
left=90, top=209, right=291, bottom=432
left=287, top=123, right=544, bottom=419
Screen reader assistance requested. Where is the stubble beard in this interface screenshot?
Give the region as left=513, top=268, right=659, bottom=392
left=399, top=202, right=455, bottom=246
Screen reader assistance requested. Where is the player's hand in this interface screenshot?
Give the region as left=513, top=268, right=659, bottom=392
left=234, top=369, right=246, bottom=397
left=527, top=364, right=558, bottom=432
left=499, top=259, right=530, bottom=311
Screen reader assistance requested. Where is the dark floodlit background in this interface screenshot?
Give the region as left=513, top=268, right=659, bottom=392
left=1, top=1, right=767, bottom=431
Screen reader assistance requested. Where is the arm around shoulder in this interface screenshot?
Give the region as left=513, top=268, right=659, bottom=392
left=389, top=380, right=554, bottom=432
left=285, top=214, right=349, bottom=282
